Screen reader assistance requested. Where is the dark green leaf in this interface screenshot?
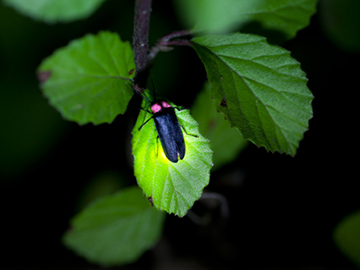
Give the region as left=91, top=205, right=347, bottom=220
left=76, top=171, right=125, bottom=211
left=173, top=0, right=317, bottom=41
left=63, top=186, right=165, bottom=266
left=38, top=31, right=135, bottom=125
left=334, top=210, right=360, bottom=268
left=3, top=0, right=106, bottom=23
left=191, top=33, right=313, bottom=156
left=319, top=0, right=360, bottom=52
left=191, top=82, right=248, bottom=170
left=0, top=75, right=66, bottom=179
left=132, top=101, right=213, bottom=217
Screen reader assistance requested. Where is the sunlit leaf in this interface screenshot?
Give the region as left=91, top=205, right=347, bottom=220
left=132, top=101, right=213, bottom=217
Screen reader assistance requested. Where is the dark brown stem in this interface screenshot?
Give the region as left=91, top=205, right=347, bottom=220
left=132, top=0, right=152, bottom=73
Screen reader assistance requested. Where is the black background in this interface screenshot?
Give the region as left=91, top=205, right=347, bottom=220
left=0, top=0, right=358, bottom=269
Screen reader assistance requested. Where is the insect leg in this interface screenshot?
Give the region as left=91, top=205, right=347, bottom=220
left=140, top=108, right=152, bottom=114
left=180, top=125, right=198, bottom=138
left=138, top=115, right=154, bottom=131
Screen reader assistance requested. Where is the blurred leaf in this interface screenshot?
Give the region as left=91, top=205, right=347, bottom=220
left=191, top=82, right=248, bottom=170
left=319, top=0, right=360, bottom=52
left=173, top=0, right=317, bottom=41
left=38, top=31, right=135, bottom=125
left=132, top=101, right=213, bottom=217
left=76, top=171, right=125, bottom=211
left=2, top=0, right=106, bottom=23
left=191, top=33, right=313, bottom=156
left=63, top=186, right=166, bottom=266
left=334, top=210, right=360, bottom=268
left=0, top=76, right=66, bottom=179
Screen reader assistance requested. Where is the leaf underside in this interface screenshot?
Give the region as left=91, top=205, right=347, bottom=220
left=191, top=33, right=313, bottom=156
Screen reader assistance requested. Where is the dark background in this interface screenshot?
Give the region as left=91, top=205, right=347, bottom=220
left=0, top=0, right=358, bottom=269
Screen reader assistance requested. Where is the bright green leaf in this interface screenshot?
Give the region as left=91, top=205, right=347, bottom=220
left=38, top=31, right=135, bottom=125
left=173, top=0, right=317, bottom=41
left=132, top=101, right=213, bottom=217
left=334, top=210, right=360, bottom=268
left=2, top=0, right=106, bottom=23
left=63, top=186, right=165, bottom=266
left=191, top=82, right=248, bottom=170
left=191, top=33, right=313, bottom=156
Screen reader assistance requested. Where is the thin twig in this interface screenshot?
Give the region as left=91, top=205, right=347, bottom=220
left=160, top=30, right=192, bottom=42
left=186, top=192, right=230, bottom=226
left=200, top=192, right=230, bottom=219
left=147, top=30, right=193, bottom=63
left=160, top=40, right=190, bottom=46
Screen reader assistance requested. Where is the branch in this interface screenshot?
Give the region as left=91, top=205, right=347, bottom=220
left=159, top=30, right=192, bottom=42
left=147, top=30, right=193, bottom=63
left=132, top=0, right=152, bottom=73
left=186, top=192, right=229, bottom=226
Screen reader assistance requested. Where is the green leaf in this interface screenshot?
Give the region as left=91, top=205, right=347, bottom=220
left=191, top=33, right=313, bottom=156
left=76, top=171, right=125, bottom=211
left=334, top=210, right=360, bottom=268
left=2, top=0, right=106, bottom=23
left=0, top=75, right=66, bottom=179
left=173, top=0, right=317, bottom=41
left=63, top=186, right=165, bottom=266
left=319, top=0, right=360, bottom=52
left=132, top=101, right=213, bottom=217
left=38, top=31, right=135, bottom=125
left=191, top=82, right=248, bottom=170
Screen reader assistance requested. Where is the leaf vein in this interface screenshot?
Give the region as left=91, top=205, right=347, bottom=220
left=218, top=54, right=305, bottom=81
left=99, top=34, right=123, bottom=77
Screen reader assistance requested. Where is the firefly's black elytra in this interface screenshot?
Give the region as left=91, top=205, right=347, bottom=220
left=139, top=100, right=185, bottom=163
